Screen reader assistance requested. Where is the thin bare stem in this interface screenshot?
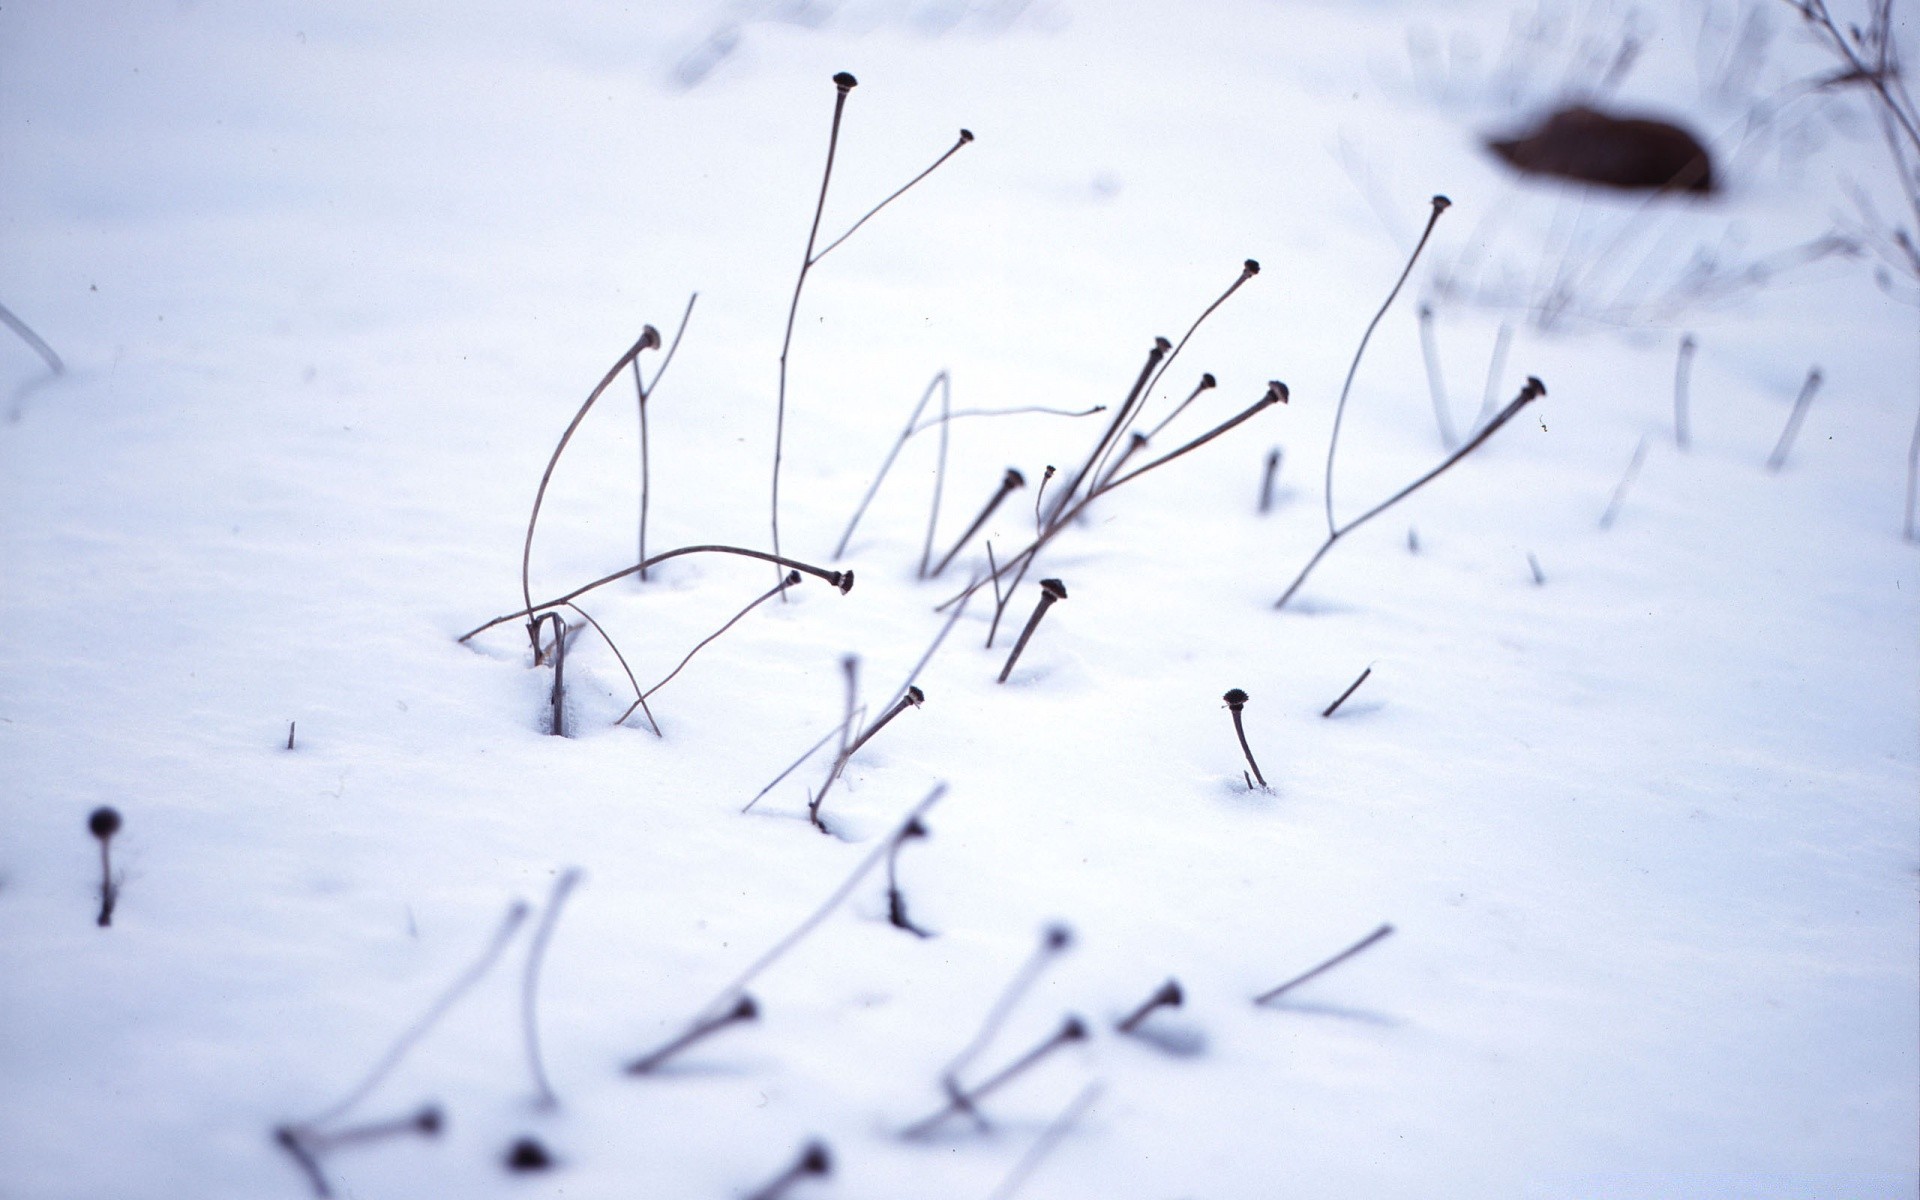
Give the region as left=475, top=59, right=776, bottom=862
left=1141, top=374, right=1218, bottom=443
left=627, top=574, right=799, bottom=722
left=1673, top=333, right=1696, bottom=451
left=523, top=869, right=583, bottom=1110
left=931, top=469, right=1025, bottom=578
left=1255, top=923, right=1395, bottom=1004
left=1277, top=378, right=1545, bottom=609
left=1599, top=435, right=1652, bottom=530
left=811, top=130, right=975, bottom=265
left=1476, top=322, right=1513, bottom=430
left=941, top=383, right=1289, bottom=618
left=836, top=371, right=950, bottom=560
left=636, top=293, right=699, bottom=579
left=1325, top=196, right=1451, bottom=536
left=1418, top=303, right=1458, bottom=449
left=1050, top=338, right=1170, bottom=523
left=904, top=1016, right=1088, bottom=1140
left=1905, top=387, right=1920, bottom=541
left=1321, top=666, right=1374, bottom=717
left=524, top=329, right=660, bottom=658
left=561, top=603, right=658, bottom=736
left=918, top=370, right=954, bottom=578
left=1766, top=366, right=1824, bottom=471
left=0, top=300, right=63, bottom=375
left=742, top=716, right=861, bottom=815
left=302, top=901, right=531, bottom=1129
left=941, top=924, right=1073, bottom=1087
left=985, top=1082, right=1105, bottom=1200
left=773, top=73, right=858, bottom=591
left=1104, top=259, right=1259, bottom=476
left=460, top=545, right=850, bottom=644
left=701, top=785, right=947, bottom=1020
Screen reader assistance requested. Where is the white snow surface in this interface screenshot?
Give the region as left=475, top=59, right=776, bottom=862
left=2, top=1, right=1916, bottom=1197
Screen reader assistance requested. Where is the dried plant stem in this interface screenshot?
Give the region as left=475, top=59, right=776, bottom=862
left=459, top=544, right=849, bottom=644
left=771, top=75, right=973, bottom=588
left=1255, top=923, right=1395, bottom=1004
left=523, top=868, right=582, bottom=1110
left=1766, top=367, right=1824, bottom=471
left=1905, top=391, right=1920, bottom=542
left=772, top=74, right=858, bottom=592
left=1599, top=435, right=1652, bottom=530
left=985, top=1082, right=1105, bottom=1200
left=1476, top=321, right=1513, bottom=429
left=1276, top=377, right=1545, bottom=609
left=1417, top=304, right=1458, bottom=449
left=1673, top=333, right=1696, bottom=450
left=556, top=602, right=657, bottom=734
left=1141, top=374, right=1217, bottom=443
left=523, top=328, right=660, bottom=659
left=1321, top=666, right=1373, bottom=717
left=1325, top=197, right=1451, bottom=536
left=930, top=469, right=1024, bottom=579
left=618, top=574, right=799, bottom=728
left=903, top=1017, right=1087, bottom=1139
left=941, top=383, right=1289, bottom=617
left=301, top=901, right=531, bottom=1130
left=1259, top=447, right=1283, bottom=514
left=0, top=299, right=63, bottom=375
left=671, top=785, right=948, bottom=1036
left=1103, top=258, right=1259, bottom=475
left=941, top=925, right=1073, bottom=1088
left=1049, top=337, right=1170, bottom=523
left=635, top=293, right=698, bottom=580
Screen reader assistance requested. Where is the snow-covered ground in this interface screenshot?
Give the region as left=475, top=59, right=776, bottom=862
left=2, top=2, right=1915, bottom=1197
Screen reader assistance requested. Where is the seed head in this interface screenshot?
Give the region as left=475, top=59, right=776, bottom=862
left=1243, top=258, right=1261, bottom=275
left=833, top=71, right=858, bottom=90
left=1266, top=381, right=1290, bottom=404
left=638, top=324, right=662, bottom=351
left=1200, top=373, right=1217, bottom=389
left=88, top=807, right=121, bottom=840
left=958, top=128, right=975, bottom=143
left=1223, top=688, right=1248, bottom=710
left=799, top=1142, right=833, bottom=1175
left=1431, top=194, right=1452, bottom=213
left=1038, top=578, right=1068, bottom=602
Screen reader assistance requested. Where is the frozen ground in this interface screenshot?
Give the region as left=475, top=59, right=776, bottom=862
left=2, top=1, right=1916, bottom=1197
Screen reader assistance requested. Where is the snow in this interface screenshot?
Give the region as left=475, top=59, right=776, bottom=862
left=2, top=1, right=1915, bottom=1197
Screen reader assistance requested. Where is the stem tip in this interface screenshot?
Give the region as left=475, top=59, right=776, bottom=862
left=88, top=807, right=122, bottom=840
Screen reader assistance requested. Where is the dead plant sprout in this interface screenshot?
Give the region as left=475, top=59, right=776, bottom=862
left=770, top=72, right=974, bottom=592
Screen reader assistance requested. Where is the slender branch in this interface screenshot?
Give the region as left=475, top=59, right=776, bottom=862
left=460, top=545, right=851, bottom=643
left=836, top=370, right=949, bottom=560
left=1326, top=196, right=1451, bottom=537
left=1102, top=258, right=1259, bottom=477
left=1255, top=923, right=1395, bottom=1004
left=0, top=300, right=63, bottom=375
left=811, top=130, right=974, bottom=265
left=523, top=869, right=583, bottom=1109
left=701, top=785, right=947, bottom=1020
left=627, top=572, right=798, bottom=718
left=636, top=293, right=698, bottom=580
left=524, top=329, right=660, bottom=659
left=773, top=73, right=858, bottom=590
left=1276, top=378, right=1545, bottom=609
left=301, top=901, right=530, bottom=1129
left=560, top=603, right=658, bottom=736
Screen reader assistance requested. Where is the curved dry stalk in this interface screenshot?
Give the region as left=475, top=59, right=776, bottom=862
left=561, top=602, right=659, bottom=736
left=460, top=544, right=851, bottom=644
left=635, top=294, right=698, bottom=580
left=1276, top=377, right=1546, bottom=610
left=620, top=573, right=800, bottom=727
left=1325, top=196, right=1452, bottom=537
left=524, top=328, right=660, bottom=659
left=937, top=382, right=1290, bottom=617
